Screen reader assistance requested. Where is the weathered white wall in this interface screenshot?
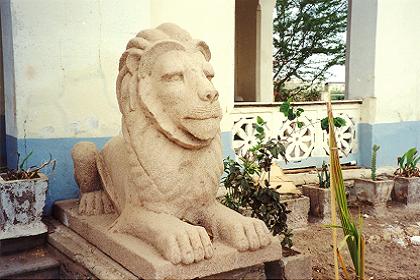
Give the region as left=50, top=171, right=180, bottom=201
left=3, top=0, right=236, bottom=139
left=151, top=0, right=235, bottom=132
left=348, top=0, right=420, bottom=124
left=7, top=0, right=151, bottom=139
left=374, top=0, right=420, bottom=123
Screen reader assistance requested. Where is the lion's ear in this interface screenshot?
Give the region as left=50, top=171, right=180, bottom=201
left=195, top=40, right=211, bottom=61
left=125, top=49, right=144, bottom=74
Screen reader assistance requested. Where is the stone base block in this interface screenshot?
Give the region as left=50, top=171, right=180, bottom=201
left=265, top=248, right=312, bottom=280
left=202, top=263, right=265, bottom=279
left=281, top=197, right=310, bottom=230
left=53, top=200, right=283, bottom=279
left=392, top=177, right=420, bottom=208
left=301, top=185, right=330, bottom=222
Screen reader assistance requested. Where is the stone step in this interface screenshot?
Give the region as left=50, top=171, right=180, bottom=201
left=46, top=218, right=138, bottom=280
left=0, top=233, right=47, bottom=256
left=0, top=247, right=60, bottom=279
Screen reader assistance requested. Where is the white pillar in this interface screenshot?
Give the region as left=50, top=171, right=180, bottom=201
left=347, top=0, right=420, bottom=166
left=256, top=0, right=275, bottom=102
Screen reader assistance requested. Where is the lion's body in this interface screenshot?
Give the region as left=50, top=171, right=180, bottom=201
left=72, top=23, right=272, bottom=265
left=98, top=122, right=223, bottom=217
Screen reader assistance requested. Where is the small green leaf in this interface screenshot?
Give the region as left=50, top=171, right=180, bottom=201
left=297, top=121, right=303, bottom=128
left=288, top=111, right=296, bottom=121
left=256, top=126, right=264, bottom=134
left=19, top=151, right=33, bottom=170
left=321, top=117, right=329, bottom=131
left=334, top=117, right=346, bottom=128
left=279, top=101, right=290, bottom=115
left=321, top=117, right=346, bottom=131
left=256, top=116, right=265, bottom=125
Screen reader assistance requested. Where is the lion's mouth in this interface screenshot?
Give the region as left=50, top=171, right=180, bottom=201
left=183, top=105, right=222, bottom=120
left=180, top=106, right=221, bottom=141
left=180, top=118, right=220, bottom=141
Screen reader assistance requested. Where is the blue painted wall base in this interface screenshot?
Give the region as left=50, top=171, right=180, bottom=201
left=358, top=121, right=420, bottom=167
left=6, top=132, right=234, bottom=215
left=6, top=120, right=420, bottom=215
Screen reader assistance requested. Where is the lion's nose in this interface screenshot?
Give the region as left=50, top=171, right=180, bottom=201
left=199, top=89, right=219, bottom=102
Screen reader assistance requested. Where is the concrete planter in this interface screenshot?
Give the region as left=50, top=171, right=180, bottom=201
left=301, top=185, right=330, bottom=222
left=265, top=247, right=312, bottom=280
left=0, top=173, right=48, bottom=241
left=391, top=177, right=420, bottom=208
left=354, top=178, right=394, bottom=208
left=281, top=196, right=310, bottom=230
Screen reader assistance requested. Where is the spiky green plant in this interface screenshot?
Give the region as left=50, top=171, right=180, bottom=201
left=316, top=161, right=330, bottom=188
left=371, top=144, right=380, bottom=180
left=327, top=101, right=365, bottom=280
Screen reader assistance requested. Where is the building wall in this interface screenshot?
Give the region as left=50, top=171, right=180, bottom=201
left=1, top=0, right=235, bottom=214
left=348, top=0, right=420, bottom=167
left=374, top=0, right=420, bottom=124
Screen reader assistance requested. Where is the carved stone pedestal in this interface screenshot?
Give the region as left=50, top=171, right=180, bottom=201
left=301, top=185, right=331, bottom=222
left=53, top=200, right=283, bottom=279
left=281, top=196, right=310, bottom=229
left=392, top=177, right=420, bottom=208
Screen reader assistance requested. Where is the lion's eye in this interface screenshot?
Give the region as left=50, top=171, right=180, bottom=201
left=162, top=72, right=184, bottom=82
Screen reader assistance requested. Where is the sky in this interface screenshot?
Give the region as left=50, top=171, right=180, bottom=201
left=327, top=65, right=345, bottom=83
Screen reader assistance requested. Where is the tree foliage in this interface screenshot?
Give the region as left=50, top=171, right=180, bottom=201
left=273, top=0, right=347, bottom=100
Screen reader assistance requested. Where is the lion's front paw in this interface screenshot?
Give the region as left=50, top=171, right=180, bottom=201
left=156, top=224, right=213, bottom=265
left=79, top=190, right=114, bottom=215
left=221, top=217, right=272, bottom=252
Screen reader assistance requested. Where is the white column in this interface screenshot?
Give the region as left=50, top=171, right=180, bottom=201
left=256, top=0, right=275, bottom=102
left=347, top=0, right=420, bottom=167
left=348, top=0, right=420, bottom=124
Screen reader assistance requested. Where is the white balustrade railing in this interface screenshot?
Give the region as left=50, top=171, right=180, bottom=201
left=228, top=100, right=362, bottom=168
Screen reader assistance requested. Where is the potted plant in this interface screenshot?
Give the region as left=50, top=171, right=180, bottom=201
left=353, top=144, right=394, bottom=210
left=392, top=147, right=420, bottom=208
left=0, top=152, right=55, bottom=254
left=301, top=161, right=331, bottom=221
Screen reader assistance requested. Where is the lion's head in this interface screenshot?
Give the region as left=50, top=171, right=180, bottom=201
left=117, top=23, right=222, bottom=149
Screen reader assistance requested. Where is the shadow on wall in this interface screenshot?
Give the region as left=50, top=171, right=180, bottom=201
left=8, top=132, right=234, bottom=215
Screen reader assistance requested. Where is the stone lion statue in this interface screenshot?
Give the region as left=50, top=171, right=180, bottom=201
left=71, top=23, right=271, bottom=265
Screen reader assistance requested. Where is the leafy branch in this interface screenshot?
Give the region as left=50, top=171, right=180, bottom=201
left=273, top=0, right=347, bottom=101
left=222, top=117, right=292, bottom=248
left=279, top=99, right=346, bottom=133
